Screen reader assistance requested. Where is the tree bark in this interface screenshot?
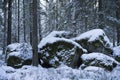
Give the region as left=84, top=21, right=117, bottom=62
left=23, top=0, right=26, bottom=42
left=3, top=0, right=7, bottom=54
left=32, top=0, right=39, bottom=66
left=98, top=0, right=104, bottom=29
left=116, top=0, right=120, bottom=45
left=7, top=0, right=12, bottom=45
left=18, top=0, right=20, bottom=42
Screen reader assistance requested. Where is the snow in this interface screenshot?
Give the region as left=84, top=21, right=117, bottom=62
left=0, top=50, right=2, bottom=55
left=80, top=66, right=109, bottom=80
left=38, top=37, right=87, bottom=52
left=38, top=36, right=87, bottom=67
left=7, top=43, right=32, bottom=60
left=0, top=67, right=8, bottom=80
left=6, top=43, right=21, bottom=52
left=0, top=64, right=119, bottom=80
left=113, top=46, right=120, bottom=57
left=81, top=53, right=119, bottom=66
left=1, top=66, right=15, bottom=73
left=0, top=60, right=5, bottom=66
left=84, top=66, right=105, bottom=71
left=107, top=16, right=120, bottom=24
left=4, top=65, right=95, bottom=80
left=0, top=30, right=120, bottom=80
left=46, top=31, right=71, bottom=38
left=38, top=31, right=86, bottom=51
left=7, top=51, right=32, bottom=60
left=110, top=65, right=120, bottom=80
left=73, top=29, right=112, bottom=47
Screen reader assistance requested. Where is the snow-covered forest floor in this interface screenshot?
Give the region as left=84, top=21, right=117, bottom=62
left=0, top=55, right=120, bottom=80
left=0, top=51, right=120, bottom=80
left=0, top=29, right=120, bottom=80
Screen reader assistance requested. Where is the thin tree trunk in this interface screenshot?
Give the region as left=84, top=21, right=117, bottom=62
left=98, top=0, right=104, bottom=29
left=37, top=0, right=42, bottom=42
left=18, top=0, right=20, bottom=42
left=3, top=0, right=7, bottom=54
left=23, top=0, right=26, bottom=42
left=32, top=0, right=39, bottom=66
left=116, top=0, right=120, bottom=45
left=7, top=0, right=12, bottom=45
left=29, top=3, right=33, bottom=45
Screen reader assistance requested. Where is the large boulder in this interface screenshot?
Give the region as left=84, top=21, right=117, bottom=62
left=81, top=53, right=118, bottom=71
left=38, top=36, right=87, bottom=68
left=113, top=46, right=120, bottom=62
left=73, top=29, right=113, bottom=54
left=6, top=43, right=32, bottom=68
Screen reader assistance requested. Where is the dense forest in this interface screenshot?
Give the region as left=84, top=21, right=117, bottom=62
left=0, top=0, right=120, bottom=50
left=0, top=0, right=120, bottom=80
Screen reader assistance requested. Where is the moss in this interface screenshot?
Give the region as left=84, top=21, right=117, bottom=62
left=23, top=59, right=32, bottom=65
left=115, top=56, right=120, bottom=62
left=7, top=56, right=22, bottom=68
left=39, top=40, right=83, bottom=68
left=76, top=39, right=88, bottom=49
left=83, top=59, right=116, bottom=71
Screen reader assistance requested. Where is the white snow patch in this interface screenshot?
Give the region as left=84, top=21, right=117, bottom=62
left=1, top=65, right=15, bottom=73
left=7, top=43, right=33, bottom=60
left=7, top=43, right=21, bottom=52
left=81, top=53, right=119, bottom=66
left=73, top=29, right=112, bottom=47
left=46, top=31, right=71, bottom=38
left=0, top=50, right=3, bottom=55
left=0, top=64, right=119, bottom=80
left=7, top=51, right=32, bottom=60
left=113, top=46, right=120, bottom=57
left=84, top=66, right=105, bottom=71
left=0, top=67, right=8, bottom=80
left=38, top=37, right=87, bottom=52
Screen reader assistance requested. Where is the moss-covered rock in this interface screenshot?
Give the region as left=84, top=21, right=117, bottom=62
left=73, top=29, right=113, bottom=55
left=81, top=53, right=118, bottom=71
left=6, top=43, right=32, bottom=68
left=38, top=37, right=87, bottom=68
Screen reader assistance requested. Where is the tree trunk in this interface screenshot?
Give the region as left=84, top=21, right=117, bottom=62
left=32, top=0, right=39, bottom=66
left=7, top=0, right=12, bottom=45
left=23, top=0, right=26, bottom=42
left=3, top=0, right=7, bottom=54
left=116, top=0, right=120, bottom=45
left=98, top=0, right=104, bottom=29
left=18, top=0, right=20, bottom=42
left=29, top=3, right=33, bottom=46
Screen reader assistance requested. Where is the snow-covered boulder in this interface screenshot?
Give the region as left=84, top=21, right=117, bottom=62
left=6, top=43, right=32, bottom=68
left=113, top=46, right=120, bottom=62
left=73, top=29, right=113, bottom=54
left=81, top=53, right=118, bottom=71
left=38, top=36, right=87, bottom=68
